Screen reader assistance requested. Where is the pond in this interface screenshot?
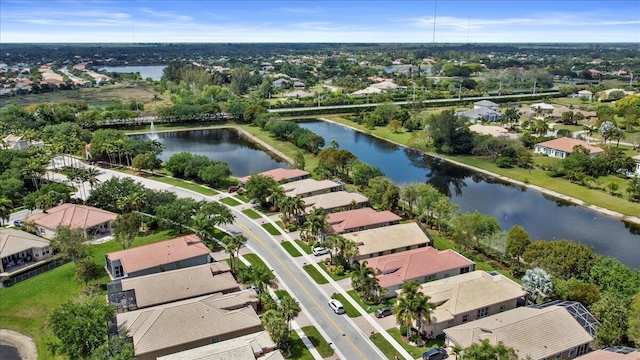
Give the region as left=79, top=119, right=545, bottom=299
left=99, top=65, right=166, bottom=81
left=130, top=128, right=288, bottom=177
left=298, top=120, right=640, bottom=269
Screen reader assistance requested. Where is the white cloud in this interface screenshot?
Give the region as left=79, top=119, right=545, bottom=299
left=281, top=6, right=322, bottom=14
left=139, top=8, right=192, bottom=21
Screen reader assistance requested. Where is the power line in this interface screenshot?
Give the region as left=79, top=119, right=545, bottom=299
left=432, top=0, right=438, bottom=44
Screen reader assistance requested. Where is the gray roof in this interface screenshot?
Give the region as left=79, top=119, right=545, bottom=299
left=455, top=107, right=501, bottom=121
left=119, top=262, right=238, bottom=308
left=303, top=191, right=368, bottom=212
left=0, top=228, right=50, bottom=258
left=474, top=100, right=499, bottom=107
left=444, top=305, right=595, bottom=360
left=157, top=331, right=282, bottom=360
left=117, top=291, right=261, bottom=356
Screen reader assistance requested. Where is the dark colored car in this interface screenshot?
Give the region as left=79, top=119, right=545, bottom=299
left=374, top=306, right=394, bottom=318
left=227, top=186, right=239, bottom=193
left=422, top=347, right=448, bottom=360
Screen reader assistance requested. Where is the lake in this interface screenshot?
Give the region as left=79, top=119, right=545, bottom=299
left=298, top=120, right=640, bottom=269
left=130, top=128, right=288, bottom=177
left=99, top=65, right=166, bottom=81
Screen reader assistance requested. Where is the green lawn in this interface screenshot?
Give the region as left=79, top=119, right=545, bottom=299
left=220, top=197, right=241, bottom=206
left=347, top=290, right=395, bottom=314
left=242, top=208, right=262, bottom=219
left=234, top=194, right=249, bottom=202
left=288, top=330, right=314, bottom=360
left=302, top=264, right=328, bottom=284
left=148, top=175, right=218, bottom=196
left=0, top=230, right=175, bottom=360
left=369, top=333, right=399, bottom=360
left=275, top=220, right=285, bottom=230
left=243, top=253, right=268, bottom=268
left=274, top=290, right=292, bottom=300
left=262, top=223, right=282, bottom=235
left=281, top=241, right=303, bottom=257
left=301, top=326, right=335, bottom=358
left=295, top=240, right=312, bottom=254
left=387, top=328, right=445, bottom=359
left=318, top=262, right=351, bottom=281
left=428, top=230, right=456, bottom=251
left=330, top=293, right=360, bottom=318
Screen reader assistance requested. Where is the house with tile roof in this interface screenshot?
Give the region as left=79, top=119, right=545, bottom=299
left=366, top=247, right=475, bottom=296
left=444, top=302, right=596, bottom=360
left=24, top=203, right=117, bottom=239
left=455, top=107, right=502, bottom=123
left=281, top=178, right=343, bottom=198
left=474, top=100, right=500, bottom=111
left=237, top=168, right=310, bottom=185
left=107, top=262, right=238, bottom=312
left=0, top=228, right=52, bottom=273
left=342, top=222, right=432, bottom=261
left=416, top=270, right=526, bottom=336
left=303, top=191, right=369, bottom=214
left=326, top=207, right=401, bottom=234
left=157, top=330, right=284, bottom=360
left=534, top=138, right=603, bottom=159
left=105, top=234, right=212, bottom=280
left=117, top=290, right=263, bottom=360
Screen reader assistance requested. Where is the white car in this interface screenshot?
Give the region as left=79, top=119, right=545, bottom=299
left=312, top=247, right=330, bottom=256
left=328, top=299, right=345, bottom=314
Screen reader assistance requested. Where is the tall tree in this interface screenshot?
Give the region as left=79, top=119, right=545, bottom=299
left=47, top=295, right=115, bottom=360
left=245, top=174, right=278, bottom=206
left=112, top=213, right=142, bottom=249
left=505, top=225, right=531, bottom=272
left=461, top=339, right=518, bottom=360
left=51, top=226, right=90, bottom=261
left=280, top=296, right=301, bottom=331
left=0, top=196, right=12, bottom=226
left=521, top=267, right=554, bottom=304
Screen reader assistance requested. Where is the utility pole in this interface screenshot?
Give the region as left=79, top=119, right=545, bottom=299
left=533, top=79, right=537, bottom=95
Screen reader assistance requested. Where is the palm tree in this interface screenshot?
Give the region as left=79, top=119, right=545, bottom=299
left=269, top=185, right=286, bottom=209
left=0, top=197, right=13, bottom=226
left=261, top=309, right=289, bottom=350
left=223, top=234, right=246, bottom=273
left=302, top=207, right=328, bottom=243
left=278, top=196, right=294, bottom=223
left=521, top=267, right=554, bottom=304
left=291, top=196, right=306, bottom=224
left=394, top=281, right=432, bottom=339
left=191, top=214, right=215, bottom=243
left=251, top=265, right=277, bottom=295
left=412, top=293, right=436, bottom=335
left=351, top=261, right=374, bottom=295
left=85, top=167, right=102, bottom=190
left=279, top=296, right=301, bottom=331
left=533, top=120, right=550, bottom=136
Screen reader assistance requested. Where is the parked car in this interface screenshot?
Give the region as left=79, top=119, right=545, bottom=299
left=312, top=247, right=330, bottom=256
left=422, top=347, right=448, bottom=360
left=227, top=186, right=239, bottom=193
left=328, top=299, right=345, bottom=314
left=247, top=284, right=262, bottom=295
left=13, top=219, right=23, bottom=227
left=374, top=306, right=394, bottom=318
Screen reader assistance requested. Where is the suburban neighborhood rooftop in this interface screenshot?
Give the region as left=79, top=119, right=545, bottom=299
left=342, top=222, right=431, bottom=257
left=24, top=203, right=117, bottom=231
left=326, top=207, right=401, bottom=234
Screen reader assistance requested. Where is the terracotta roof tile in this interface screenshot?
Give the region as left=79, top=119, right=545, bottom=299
left=327, top=208, right=401, bottom=234
left=25, top=204, right=117, bottom=230
left=535, top=138, right=603, bottom=154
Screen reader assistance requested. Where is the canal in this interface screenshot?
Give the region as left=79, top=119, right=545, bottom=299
left=298, top=120, right=640, bottom=269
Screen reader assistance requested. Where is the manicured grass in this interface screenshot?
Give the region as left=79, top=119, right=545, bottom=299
left=220, top=197, right=241, bottom=206
left=428, top=229, right=456, bottom=250
left=281, top=241, right=303, bottom=257
left=330, top=293, right=361, bottom=318
left=295, top=240, right=312, bottom=254
left=274, top=290, right=292, bottom=300
left=387, top=328, right=446, bottom=359
left=318, top=262, right=351, bottom=281
left=370, top=333, right=399, bottom=360
left=0, top=230, right=175, bottom=360
left=302, top=264, right=329, bottom=284
left=275, top=220, right=285, bottom=230
left=347, top=290, right=395, bottom=314
left=262, top=222, right=282, bottom=235
left=226, top=258, right=249, bottom=271
left=243, top=253, right=268, bottom=268
left=288, top=330, right=314, bottom=360
left=242, top=208, right=261, bottom=219
left=235, top=194, right=249, bottom=202
left=301, top=326, right=335, bottom=358
left=148, top=175, right=218, bottom=196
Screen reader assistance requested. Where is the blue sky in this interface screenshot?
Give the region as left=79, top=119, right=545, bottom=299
left=1, top=0, right=639, bottom=43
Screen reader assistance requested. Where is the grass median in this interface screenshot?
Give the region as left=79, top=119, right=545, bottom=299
left=301, top=326, right=334, bottom=357
left=242, top=208, right=261, bottom=218
left=262, top=222, right=281, bottom=235
left=330, top=293, right=360, bottom=318
left=281, top=241, right=302, bottom=257
left=369, top=333, right=399, bottom=360
left=221, top=197, right=241, bottom=206
left=295, top=240, right=312, bottom=254
left=302, top=264, right=328, bottom=284
left=288, top=330, right=314, bottom=360
left=243, top=253, right=268, bottom=268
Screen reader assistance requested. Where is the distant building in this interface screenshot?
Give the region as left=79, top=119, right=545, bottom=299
left=473, top=100, right=500, bottom=111
left=237, top=168, right=310, bottom=185
left=24, top=204, right=117, bottom=239
left=157, top=331, right=284, bottom=360
left=343, top=223, right=432, bottom=261
left=455, top=107, right=502, bottom=123
left=0, top=229, right=53, bottom=273
left=302, top=191, right=369, bottom=214
left=326, top=208, right=401, bottom=234
left=281, top=178, right=343, bottom=198
left=534, top=138, right=603, bottom=159
left=577, top=90, right=593, bottom=100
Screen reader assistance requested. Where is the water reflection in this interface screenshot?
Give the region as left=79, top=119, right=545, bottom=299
left=131, top=128, right=287, bottom=177
left=298, top=119, right=640, bottom=268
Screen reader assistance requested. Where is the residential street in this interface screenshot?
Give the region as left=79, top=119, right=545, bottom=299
left=50, top=159, right=393, bottom=359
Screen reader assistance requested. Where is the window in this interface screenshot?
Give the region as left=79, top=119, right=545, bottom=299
left=499, top=305, right=506, bottom=312
left=210, top=337, right=220, bottom=344
left=39, top=227, right=45, bottom=235
left=462, top=315, right=468, bottom=323
left=405, top=246, right=411, bottom=251
left=477, top=307, right=489, bottom=318
left=460, top=266, right=470, bottom=274
left=447, top=320, right=454, bottom=327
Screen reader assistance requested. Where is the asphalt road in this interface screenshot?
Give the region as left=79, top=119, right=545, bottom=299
left=221, top=215, right=386, bottom=360
left=65, top=162, right=386, bottom=360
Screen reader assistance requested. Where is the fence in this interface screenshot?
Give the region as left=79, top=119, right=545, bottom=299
left=1, top=258, right=69, bottom=288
